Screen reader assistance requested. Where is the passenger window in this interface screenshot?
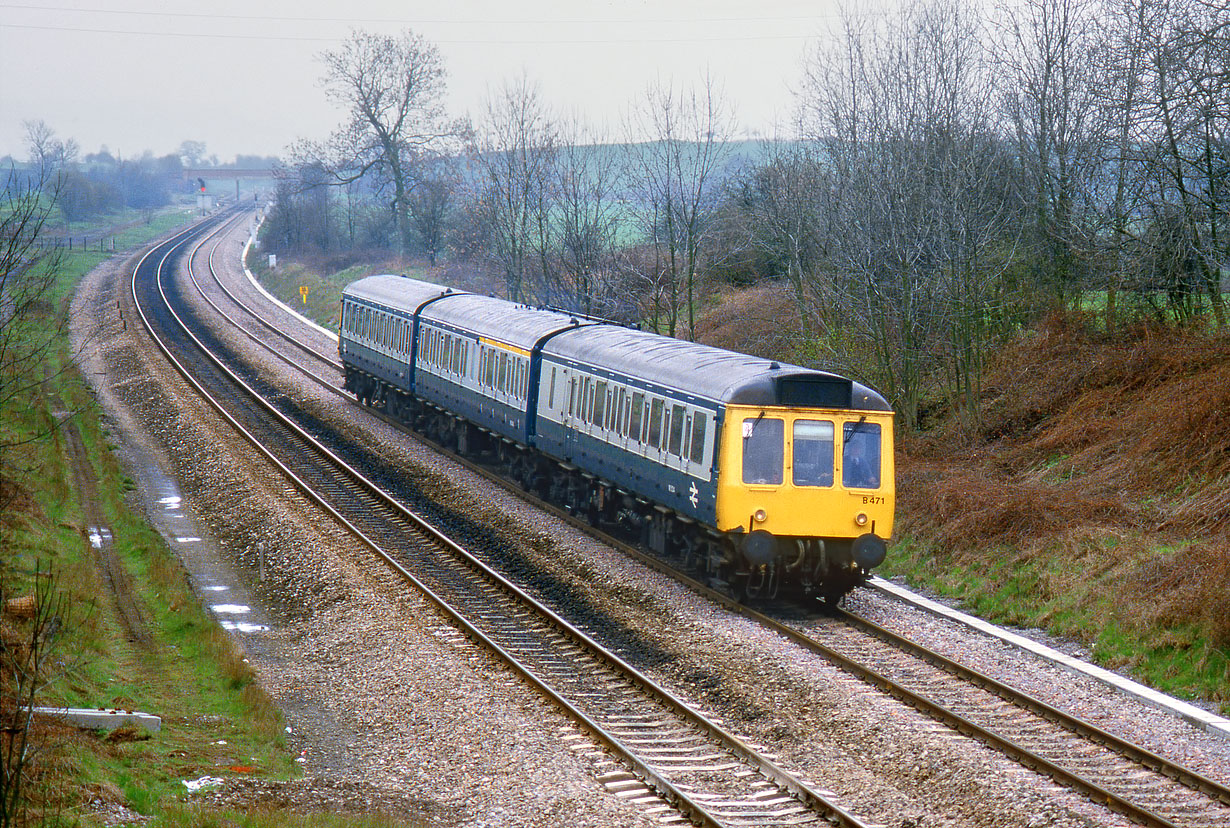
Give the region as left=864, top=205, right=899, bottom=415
left=649, top=399, right=664, bottom=448
left=593, top=381, right=606, bottom=425
left=548, top=367, right=557, bottom=409
left=690, top=413, right=707, bottom=463
left=569, top=378, right=576, bottom=416
left=668, top=405, right=686, bottom=455
left=630, top=393, right=644, bottom=441
left=742, top=417, right=784, bottom=485
left=793, top=420, right=835, bottom=487
left=842, top=422, right=882, bottom=489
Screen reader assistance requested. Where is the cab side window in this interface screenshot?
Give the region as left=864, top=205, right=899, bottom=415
left=742, top=417, right=783, bottom=485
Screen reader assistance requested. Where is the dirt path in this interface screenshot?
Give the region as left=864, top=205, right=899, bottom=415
left=47, top=370, right=154, bottom=650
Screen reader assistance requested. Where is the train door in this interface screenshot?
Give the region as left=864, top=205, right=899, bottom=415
left=561, top=368, right=577, bottom=460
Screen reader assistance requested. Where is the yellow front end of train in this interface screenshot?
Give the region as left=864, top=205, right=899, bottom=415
left=715, top=405, right=895, bottom=577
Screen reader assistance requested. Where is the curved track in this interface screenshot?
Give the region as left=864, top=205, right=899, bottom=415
left=131, top=215, right=875, bottom=827
left=175, top=221, right=1230, bottom=828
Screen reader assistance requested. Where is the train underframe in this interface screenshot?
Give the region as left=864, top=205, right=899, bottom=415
left=346, top=368, right=869, bottom=604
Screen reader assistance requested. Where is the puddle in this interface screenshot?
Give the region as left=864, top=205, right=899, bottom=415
left=221, top=621, right=270, bottom=633
left=121, top=448, right=276, bottom=641
left=87, top=526, right=112, bottom=549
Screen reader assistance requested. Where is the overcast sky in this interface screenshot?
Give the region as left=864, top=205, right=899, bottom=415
left=0, top=0, right=874, bottom=163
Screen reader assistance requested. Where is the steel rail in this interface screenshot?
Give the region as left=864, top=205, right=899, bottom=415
left=132, top=216, right=873, bottom=828
left=191, top=223, right=1230, bottom=828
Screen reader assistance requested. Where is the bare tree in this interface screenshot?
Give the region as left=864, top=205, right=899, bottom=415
left=406, top=154, right=457, bottom=267
left=801, top=0, right=1022, bottom=430
left=1, top=167, right=67, bottom=499
left=177, top=140, right=208, bottom=168
left=0, top=563, right=87, bottom=828
left=1150, top=0, right=1228, bottom=324
left=22, top=121, right=77, bottom=185
left=312, top=29, right=454, bottom=258
left=996, top=0, right=1104, bottom=304
left=737, top=138, right=834, bottom=336
left=1095, top=0, right=1228, bottom=324
left=1091, top=0, right=1157, bottom=327
left=474, top=73, right=557, bottom=303
left=623, top=74, right=735, bottom=339
left=544, top=115, right=623, bottom=315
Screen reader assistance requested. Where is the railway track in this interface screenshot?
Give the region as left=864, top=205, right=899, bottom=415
left=151, top=216, right=1230, bottom=827
left=132, top=214, right=876, bottom=826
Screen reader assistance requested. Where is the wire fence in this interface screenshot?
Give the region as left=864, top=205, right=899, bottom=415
left=32, top=236, right=118, bottom=252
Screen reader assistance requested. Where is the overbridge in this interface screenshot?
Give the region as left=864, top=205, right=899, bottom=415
left=182, top=168, right=275, bottom=180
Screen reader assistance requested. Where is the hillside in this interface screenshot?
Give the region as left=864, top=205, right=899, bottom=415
left=698, top=294, right=1230, bottom=710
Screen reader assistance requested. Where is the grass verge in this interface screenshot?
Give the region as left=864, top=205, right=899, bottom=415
left=1, top=210, right=414, bottom=826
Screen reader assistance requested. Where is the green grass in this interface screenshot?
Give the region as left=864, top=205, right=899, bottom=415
left=0, top=210, right=330, bottom=825
left=879, top=533, right=1230, bottom=712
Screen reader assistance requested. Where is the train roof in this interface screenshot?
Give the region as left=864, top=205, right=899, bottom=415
left=342, top=274, right=464, bottom=310
left=341, top=275, right=890, bottom=411
left=421, top=294, right=587, bottom=350
left=545, top=325, right=891, bottom=411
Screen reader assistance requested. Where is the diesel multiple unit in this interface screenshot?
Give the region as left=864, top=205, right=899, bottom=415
left=340, top=274, right=894, bottom=601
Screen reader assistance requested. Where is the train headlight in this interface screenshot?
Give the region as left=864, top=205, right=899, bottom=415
left=854, top=512, right=869, bottom=527
left=754, top=509, right=767, bottom=523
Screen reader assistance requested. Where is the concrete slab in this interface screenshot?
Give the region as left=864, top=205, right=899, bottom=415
left=34, top=706, right=162, bottom=733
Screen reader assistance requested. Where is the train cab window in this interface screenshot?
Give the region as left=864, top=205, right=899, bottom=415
left=793, top=420, right=835, bottom=487
left=842, top=422, right=882, bottom=489
left=742, top=416, right=784, bottom=485
left=690, top=413, right=707, bottom=463
left=668, top=405, right=686, bottom=456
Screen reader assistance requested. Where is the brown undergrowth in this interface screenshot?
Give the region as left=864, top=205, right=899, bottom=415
left=900, top=312, right=1230, bottom=654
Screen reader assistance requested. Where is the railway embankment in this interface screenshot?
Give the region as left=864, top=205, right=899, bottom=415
left=888, top=315, right=1230, bottom=711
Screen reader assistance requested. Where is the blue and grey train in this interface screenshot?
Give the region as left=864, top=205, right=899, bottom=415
left=339, top=274, right=895, bottom=601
